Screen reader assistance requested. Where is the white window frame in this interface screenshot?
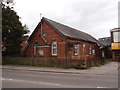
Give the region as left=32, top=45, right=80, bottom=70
left=74, top=44, right=79, bottom=56
left=38, top=50, right=44, bottom=56
left=92, top=49, right=95, bottom=55
left=52, top=40, right=57, bottom=56
left=113, top=32, right=120, bottom=42
left=89, top=45, right=92, bottom=55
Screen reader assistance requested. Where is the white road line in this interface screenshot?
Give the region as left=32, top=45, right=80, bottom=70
left=2, top=78, right=60, bottom=86
left=8, top=79, right=13, bottom=80
left=51, top=73, right=64, bottom=75
left=97, top=87, right=107, bottom=88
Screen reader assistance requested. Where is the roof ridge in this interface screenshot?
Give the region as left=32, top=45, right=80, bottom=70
left=44, top=17, right=88, bottom=34
left=42, top=17, right=101, bottom=46
left=44, top=17, right=97, bottom=39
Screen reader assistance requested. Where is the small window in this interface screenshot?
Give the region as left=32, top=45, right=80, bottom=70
left=88, top=45, right=92, bottom=55
left=74, top=44, right=79, bottom=56
left=38, top=50, right=44, bottom=56
left=92, top=49, right=95, bottom=55
left=52, top=40, right=57, bottom=56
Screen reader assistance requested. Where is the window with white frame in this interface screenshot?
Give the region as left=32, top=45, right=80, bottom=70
left=38, top=50, right=44, bottom=56
left=92, top=49, right=95, bottom=55
left=52, top=40, right=57, bottom=56
left=113, top=32, right=120, bottom=42
left=88, top=45, right=92, bottom=55
left=74, top=44, right=79, bottom=56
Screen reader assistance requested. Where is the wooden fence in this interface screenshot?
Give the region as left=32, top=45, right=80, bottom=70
left=2, top=57, right=100, bottom=68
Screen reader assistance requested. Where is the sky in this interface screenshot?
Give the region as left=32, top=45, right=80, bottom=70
left=13, top=0, right=119, bottom=39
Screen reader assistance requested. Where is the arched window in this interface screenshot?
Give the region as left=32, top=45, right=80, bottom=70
left=52, top=40, right=57, bottom=56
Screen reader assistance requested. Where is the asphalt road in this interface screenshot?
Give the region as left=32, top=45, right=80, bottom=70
left=2, top=69, right=118, bottom=88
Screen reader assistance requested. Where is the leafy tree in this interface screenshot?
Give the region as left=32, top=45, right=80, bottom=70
left=2, top=0, right=29, bottom=56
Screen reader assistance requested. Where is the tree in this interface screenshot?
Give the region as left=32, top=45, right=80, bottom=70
left=2, top=0, right=29, bottom=56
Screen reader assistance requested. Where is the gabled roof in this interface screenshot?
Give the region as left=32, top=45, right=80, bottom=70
left=28, top=17, right=101, bottom=46
left=43, top=17, right=101, bottom=45
left=98, top=37, right=111, bottom=47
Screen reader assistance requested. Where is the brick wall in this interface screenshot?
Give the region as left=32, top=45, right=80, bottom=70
left=66, top=39, right=99, bottom=60
left=25, top=21, right=66, bottom=59
left=25, top=20, right=100, bottom=66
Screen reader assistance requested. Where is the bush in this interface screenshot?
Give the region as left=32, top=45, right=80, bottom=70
left=71, top=65, right=88, bottom=69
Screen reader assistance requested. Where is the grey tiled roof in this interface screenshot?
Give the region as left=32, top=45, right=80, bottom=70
left=98, top=37, right=111, bottom=47
left=43, top=17, right=101, bottom=46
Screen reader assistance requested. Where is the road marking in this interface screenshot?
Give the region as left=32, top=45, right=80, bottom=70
left=9, top=79, right=13, bottom=80
left=51, top=73, right=65, bottom=75
left=97, top=87, right=107, bottom=88
left=39, top=82, right=60, bottom=85
left=2, top=78, right=60, bottom=86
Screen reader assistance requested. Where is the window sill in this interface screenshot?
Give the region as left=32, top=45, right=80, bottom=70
left=52, top=55, right=57, bottom=56
left=74, top=54, right=78, bottom=56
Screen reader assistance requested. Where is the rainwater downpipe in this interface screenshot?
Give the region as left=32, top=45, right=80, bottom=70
left=34, top=46, right=36, bottom=57
left=41, top=22, right=47, bottom=43
left=83, top=44, right=86, bottom=67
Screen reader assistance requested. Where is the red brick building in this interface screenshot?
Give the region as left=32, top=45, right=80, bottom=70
left=25, top=17, right=101, bottom=66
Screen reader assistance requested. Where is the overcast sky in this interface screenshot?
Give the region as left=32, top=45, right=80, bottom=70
left=14, top=0, right=119, bottom=39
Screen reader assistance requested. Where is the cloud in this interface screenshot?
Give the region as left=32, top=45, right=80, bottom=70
left=14, top=0, right=119, bottom=39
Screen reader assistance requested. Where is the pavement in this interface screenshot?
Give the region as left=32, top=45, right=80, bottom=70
left=2, top=61, right=119, bottom=76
